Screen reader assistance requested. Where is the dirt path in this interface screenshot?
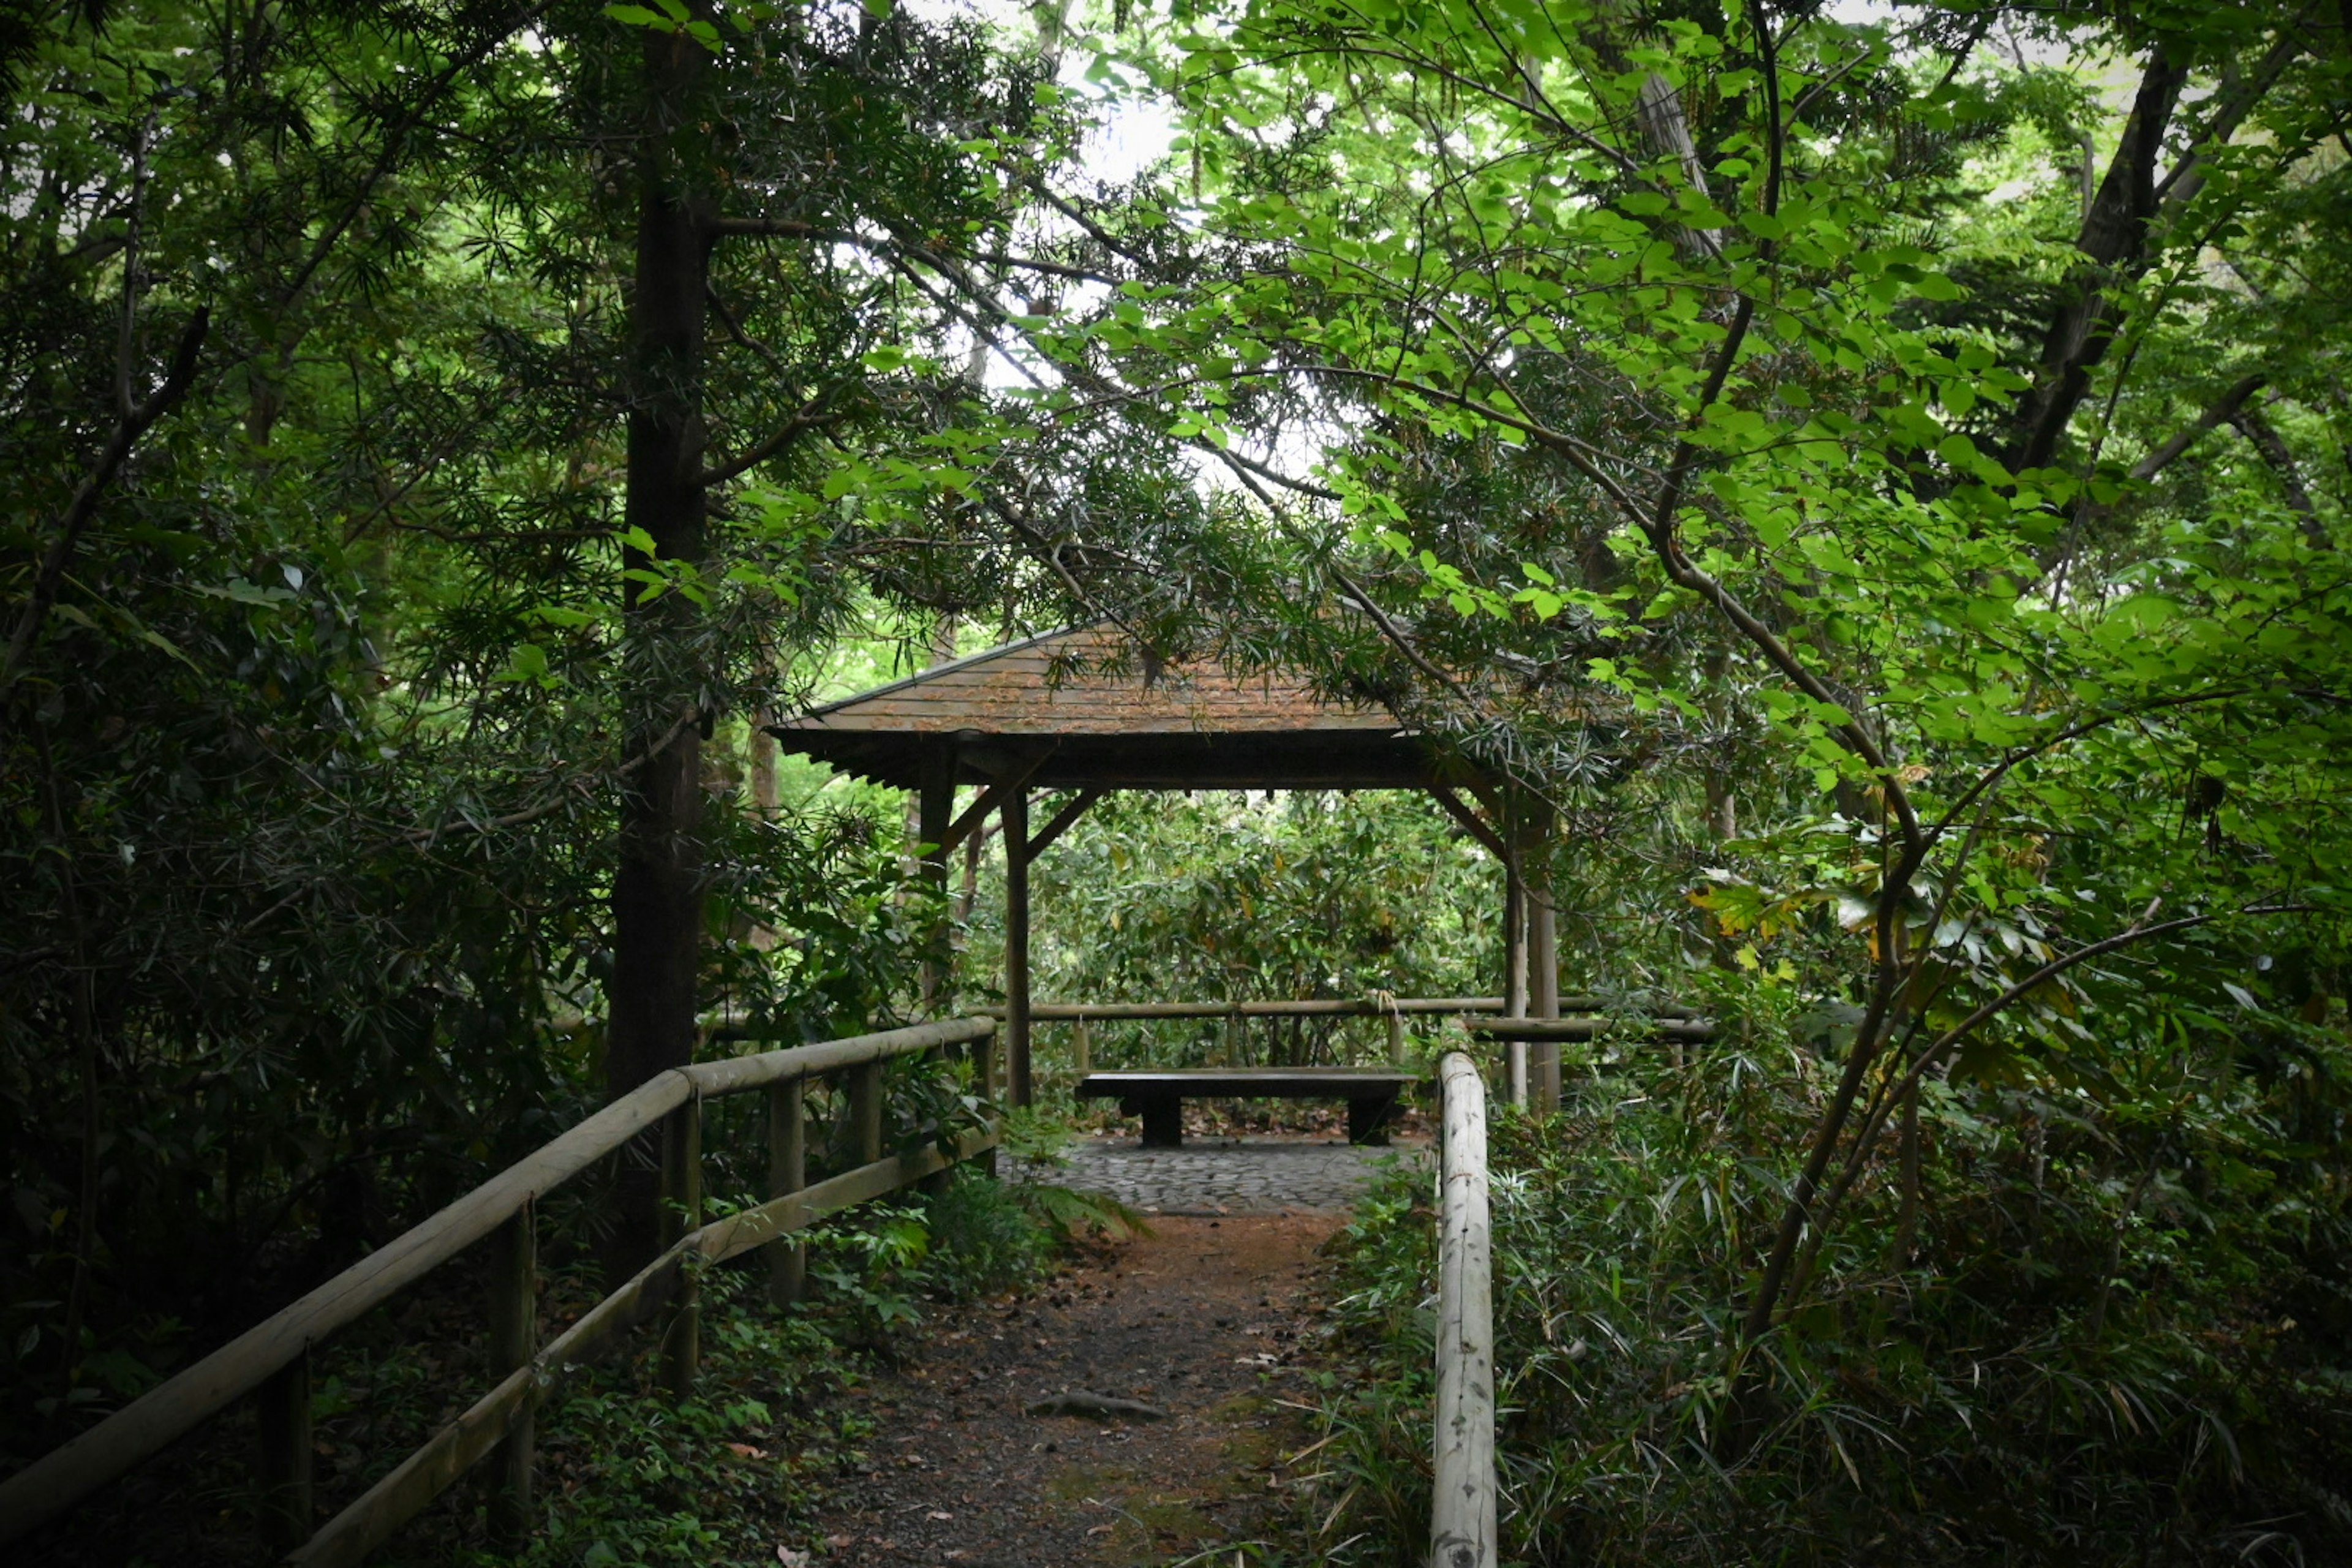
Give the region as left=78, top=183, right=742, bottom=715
left=815, top=1215, right=1343, bottom=1566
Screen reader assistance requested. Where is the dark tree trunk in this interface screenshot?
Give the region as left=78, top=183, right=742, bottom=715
left=2007, top=56, right=2185, bottom=471
left=605, top=30, right=712, bottom=1278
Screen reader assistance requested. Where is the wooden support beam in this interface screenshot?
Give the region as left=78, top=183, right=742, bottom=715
left=917, top=745, right=954, bottom=1007
left=1524, top=798, right=1561, bottom=1112
left=1003, top=786, right=1033, bottom=1108
left=1502, top=851, right=1528, bottom=1105
left=1026, top=785, right=1104, bottom=859
left=938, top=751, right=1050, bottom=858
left=766, top=1080, right=805, bottom=1306
left=1427, top=785, right=1506, bottom=858
left=1458, top=771, right=1507, bottom=826
left=486, top=1202, right=535, bottom=1550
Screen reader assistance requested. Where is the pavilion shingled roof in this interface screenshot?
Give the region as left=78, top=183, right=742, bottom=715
left=770, top=624, right=1446, bottom=791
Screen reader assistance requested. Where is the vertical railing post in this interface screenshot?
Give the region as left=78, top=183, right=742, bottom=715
left=659, top=1093, right=702, bottom=1398
left=1432, top=1052, right=1497, bottom=1568
left=1386, top=1002, right=1407, bottom=1067
left=767, top=1077, right=805, bottom=1306
left=487, top=1199, right=537, bottom=1550
left=974, top=1025, right=1000, bottom=1176
left=850, top=1059, right=884, bottom=1167
left=921, top=1046, right=954, bottom=1197
left=256, top=1344, right=313, bottom=1552
left=1072, top=1015, right=1091, bottom=1074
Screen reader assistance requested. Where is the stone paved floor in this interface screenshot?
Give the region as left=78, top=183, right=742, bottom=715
left=1023, top=1133, right=1431, bottom=1215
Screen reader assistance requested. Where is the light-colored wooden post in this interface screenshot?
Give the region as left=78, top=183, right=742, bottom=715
left=766, top=1079, right=805, bottom=1306
left=256, top=1344, right=313, bottom=1552
left=1387, top=1005, right=1407, bottom=1067
left=658, top=1095, right=701, bottom=1398
left=486, top=1201, right=536, bottom=1549
left=850, top=1060, right=884, bottom=1167
left=1223, top=1006, right=1243, bottom=1067
left=1432, top=1052, right=1497, bottom=1568
left=1003, top=786, right=1033, bottom=1107
left=1072, top=1016, right=1091, bottom=1074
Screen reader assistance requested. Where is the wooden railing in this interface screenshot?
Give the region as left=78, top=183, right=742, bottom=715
left=962, top=994, right=1509, bottom=1074
left=1431, top=1051, right=1498, bottom=1568
left=0, top=1016, right=1000, bottom=1566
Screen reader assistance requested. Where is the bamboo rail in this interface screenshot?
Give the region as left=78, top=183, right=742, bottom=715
left=1007, top=996, right=1506, bottom=1020
left=0, top=1016, right=999, bottom=1562
left=1464, top=1015, right=1717, bottom=1042
left=1432, top=1052, right=1498, bottom=1568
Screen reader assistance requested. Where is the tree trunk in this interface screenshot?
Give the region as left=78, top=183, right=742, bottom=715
left=605, top=29, right=712, bottom=1279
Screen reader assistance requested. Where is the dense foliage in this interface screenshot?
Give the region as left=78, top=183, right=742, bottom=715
left=4, top=0, right=2351, bottom=1560
left=1317, top=1008, right=2352, bottom=1562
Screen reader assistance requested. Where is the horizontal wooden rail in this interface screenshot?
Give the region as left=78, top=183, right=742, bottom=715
left=0, top=1016, right=997, bottom=1552
left=700, top=998, right=1698, bottom=1037
left=984, top=996, right=1509, bottom=1022
left=290, top=1125, right=996, bottom=1568
left=1432, top=1052, right=1498, bottom=1568
left=1465, top=1016, right=1717, bottom=1042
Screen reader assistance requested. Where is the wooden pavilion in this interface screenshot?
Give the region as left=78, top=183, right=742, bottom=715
left=771, top=624, right=1568, bottom=1105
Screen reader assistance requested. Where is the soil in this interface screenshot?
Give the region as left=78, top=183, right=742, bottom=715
left=812, top=1213, right=1344, bottom=1567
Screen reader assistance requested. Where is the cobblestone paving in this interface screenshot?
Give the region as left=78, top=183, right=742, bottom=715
left=1025, top=1134, right=1431, bottom=1215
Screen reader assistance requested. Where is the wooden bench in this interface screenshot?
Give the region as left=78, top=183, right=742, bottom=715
left=1074, top=1067, right=1417, bottom=1147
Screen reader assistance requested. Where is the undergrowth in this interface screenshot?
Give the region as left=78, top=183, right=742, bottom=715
left=361, top=1163, right=1115, bottom=1567
left=1302, top=1030, right=2352, bottom=1567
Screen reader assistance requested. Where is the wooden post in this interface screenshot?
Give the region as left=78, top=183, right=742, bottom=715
left=1387, top=1005, right=1407, bottom=1067
left=850, top=1060, right=884, bottom=1167
left=1502, top=830, right=1528, bottom=1107
left=486, top=1202, right=536, bottom=1550
left=1223, top=1006, right=1243, bottom=1067
left=1528, top=802, right=1561, bottom=1114
left=766, top=1080, right=805, bottom=1306
left=256, top=1345, right=313, bottom=1552
left=1072, top=1016, right=1091, bottom=1074
left=917, top=744, right=954, bottom=1009
left=921, top=1047, right=955, bottom=1197
left=1003, top=786, right=1033, bottom=1107
left=658, top=1095, right=701, bottom=1398
left=1432, top=1053, right=1498, bottom=1568
left=973, top=1026, right=1000, bottom=1177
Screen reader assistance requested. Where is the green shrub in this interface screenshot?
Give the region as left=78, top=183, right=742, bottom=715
left=919, top=1167, right=1055, bottom=1299
left=1310, top=1035, right=2352, bottom=1566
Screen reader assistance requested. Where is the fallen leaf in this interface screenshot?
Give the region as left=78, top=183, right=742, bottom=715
left=926, top=1509, right=954, bottom=1520
left=775, top=1548, right=809, bottom=1568
left=729, top=1443, right=770, bottom=1459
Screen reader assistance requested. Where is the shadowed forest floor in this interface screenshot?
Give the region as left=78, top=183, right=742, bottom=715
left=809, top=1214, right=1342, bottom=1567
